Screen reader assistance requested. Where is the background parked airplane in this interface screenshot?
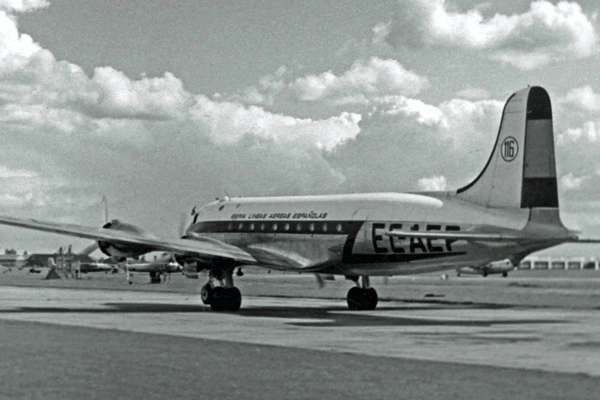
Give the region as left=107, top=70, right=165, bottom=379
left=123, top=253, right=181, bottom=284
left=456, top=259, right=515, bottom=277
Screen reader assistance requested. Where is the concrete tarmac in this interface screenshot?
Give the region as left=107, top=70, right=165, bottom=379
left=0, top=285, right=599, bottom=399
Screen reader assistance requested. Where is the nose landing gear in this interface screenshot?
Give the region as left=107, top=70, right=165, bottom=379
left=346, top=276, right=378, bottom=310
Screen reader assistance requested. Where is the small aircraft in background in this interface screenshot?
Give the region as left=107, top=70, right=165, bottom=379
left=47, top=257, right=117, bottom=274
left=123, top=253, right=182, bottom=284
left=456, top=259, right=515, bottom=277
left=74, top=260, right=117, bottom=274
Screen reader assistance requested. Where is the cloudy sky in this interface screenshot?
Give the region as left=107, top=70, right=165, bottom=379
left=2, top=0, right=600, bottom=257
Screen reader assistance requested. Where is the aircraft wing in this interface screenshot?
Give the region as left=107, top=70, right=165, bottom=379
left=0, top=216, right=256, bottom=263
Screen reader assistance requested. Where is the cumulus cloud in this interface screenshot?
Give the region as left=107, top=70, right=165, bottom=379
left=377, top=95, right=502, bottom=145
left=456, top=87, right=490, bottom=100
left=560, top=85, right=600, bottom=112
left=239, top=58, right=429, bottom=108
left=560, top=172, right=589, bottom=190
left=384, top=0, right=599, bottom=69
left=0, top=165, right=66, bottom=208
left=560, top=121, right=600, bottom=143
left=190, top=95, right=361, bottom=151
left=417, top=175, right=447, bottom=191
left=0, top=0, right=49, bottom=13
left=290, top=57, right=429, bottom=102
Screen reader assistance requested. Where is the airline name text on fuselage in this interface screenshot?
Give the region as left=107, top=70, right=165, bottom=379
left=230, top=212, right=328, bottom=220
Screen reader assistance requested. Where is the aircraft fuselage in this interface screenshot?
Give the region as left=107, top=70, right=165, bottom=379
left=187, top=192, right=558, bottom=276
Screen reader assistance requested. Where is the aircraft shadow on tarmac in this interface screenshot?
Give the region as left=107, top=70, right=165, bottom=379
left=0, top=302, right=567, bottom=328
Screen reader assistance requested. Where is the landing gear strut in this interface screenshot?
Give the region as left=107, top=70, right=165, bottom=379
left=346, top=276, right=378, bottom=310
left=202, top=268, right=242, bottom=312
left=149, top=271, right=161, bottom=284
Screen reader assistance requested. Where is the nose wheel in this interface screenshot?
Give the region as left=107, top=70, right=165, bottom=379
left=346, top=287, right=378, bottom=310
left=346, top=276, right=378, bottom=310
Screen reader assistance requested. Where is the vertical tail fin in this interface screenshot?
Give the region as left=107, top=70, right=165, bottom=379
left=456, top=86, right=558, bottom=210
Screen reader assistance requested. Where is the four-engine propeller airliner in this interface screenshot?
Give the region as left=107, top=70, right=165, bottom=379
left=1, top=86, right=597, bottom=311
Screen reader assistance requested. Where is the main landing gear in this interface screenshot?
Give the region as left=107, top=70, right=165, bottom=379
left=346, top=276, right=378, bottom=311
left=149, top=271, right=162, bottom=284
left=200, top=269, right=242, bottom=312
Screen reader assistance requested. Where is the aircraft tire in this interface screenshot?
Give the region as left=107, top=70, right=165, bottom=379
left=502, top=272, right=508, bottom=277
left=210, top=287, right=227, bottom=312
left=482, top=271, right=488, bottom=277
left=347, top=287, right=364, bottom=310
left=365, top=288, right=378, bottom=310
left=201, top=283, right=213, bottom=304
left=225, top=287, right=242, bottom=312
left=347, top=287, right=378, bottom=311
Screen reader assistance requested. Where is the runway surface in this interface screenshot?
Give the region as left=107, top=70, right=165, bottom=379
left=1, top=283, right=599, bottom=399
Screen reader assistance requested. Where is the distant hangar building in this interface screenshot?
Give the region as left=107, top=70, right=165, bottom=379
left=519, top=256, right=599, bottom=270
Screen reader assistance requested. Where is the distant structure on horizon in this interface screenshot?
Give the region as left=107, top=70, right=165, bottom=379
left=519, top=256, right=599, bottom=270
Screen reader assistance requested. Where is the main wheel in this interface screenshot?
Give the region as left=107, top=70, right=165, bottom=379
left=225, top=287, right=242, bottom=312
left=482, top=271, right=488, bottom=277
left=502, top=272, right=508, bottom=277
left=210, top=287, right=227, bottom=311
left=201, top=283, right=213, bottom=304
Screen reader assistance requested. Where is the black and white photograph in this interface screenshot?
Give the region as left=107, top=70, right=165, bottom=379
left=1, top=1, right=600, bottom=399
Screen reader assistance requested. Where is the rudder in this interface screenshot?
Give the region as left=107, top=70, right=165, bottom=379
left=456, top=86, right=558, bottom=209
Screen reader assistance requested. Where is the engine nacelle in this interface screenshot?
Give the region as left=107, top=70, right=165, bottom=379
left=97, top=219, right=154, bottom=259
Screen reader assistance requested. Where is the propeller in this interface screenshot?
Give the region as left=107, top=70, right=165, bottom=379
left=180, top=210, right=190, bottom=237
left=73, top=195, right=109, bottom=258
left=314, top=273, right=335, bottom=289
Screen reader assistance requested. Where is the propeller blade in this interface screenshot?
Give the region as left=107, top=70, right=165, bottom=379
left=314, top=273, right=334, bottom=289
left=179, top=212, right=188, bottom=237
left=101, top=195, right=109, bottom=223
left=315, top=273, right=325, bottom=289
